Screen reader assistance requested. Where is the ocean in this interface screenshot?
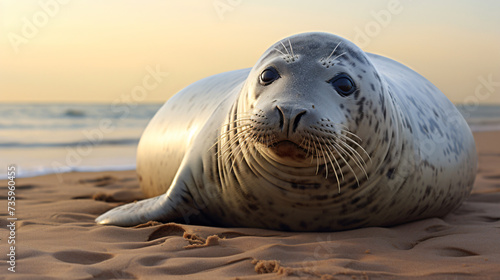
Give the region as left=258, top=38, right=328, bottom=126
left=0, top=103, right=162, bottom=179
left=1, top=103, right=499, bottom=179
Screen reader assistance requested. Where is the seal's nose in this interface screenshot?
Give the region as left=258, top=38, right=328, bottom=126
left=276, top=106, right=307, bottom=135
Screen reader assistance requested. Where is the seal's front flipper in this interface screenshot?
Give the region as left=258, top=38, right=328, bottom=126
left=96, top=196, right=164, bottom=226
left=95, top=182, right=199, bottom=226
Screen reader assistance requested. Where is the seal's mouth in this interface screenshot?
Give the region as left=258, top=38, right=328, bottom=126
left=268, top=140, right=309, bottom=160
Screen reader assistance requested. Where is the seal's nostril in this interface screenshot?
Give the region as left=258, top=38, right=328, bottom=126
left=292, top=111, right=306, bottom=132
left=276, top=106, right=285, bottom=131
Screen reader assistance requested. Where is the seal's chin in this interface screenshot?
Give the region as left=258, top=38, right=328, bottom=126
left=268, top=140, right=310, bottom=162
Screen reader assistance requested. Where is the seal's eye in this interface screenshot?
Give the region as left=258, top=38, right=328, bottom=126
left=328, top=74, right=356, bottom=97
left=259, top=67, right=280, bottom=85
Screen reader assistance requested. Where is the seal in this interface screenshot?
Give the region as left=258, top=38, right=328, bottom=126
left=96, top=32, right=477, bottom=231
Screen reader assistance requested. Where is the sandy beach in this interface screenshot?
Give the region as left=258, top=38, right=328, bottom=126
left=1, top=131, right=499, bottom=279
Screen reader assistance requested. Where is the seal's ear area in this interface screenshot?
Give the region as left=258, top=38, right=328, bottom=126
left=327, top=73, right=356, bottom=97
left=259, top=66, right=280, bottom=86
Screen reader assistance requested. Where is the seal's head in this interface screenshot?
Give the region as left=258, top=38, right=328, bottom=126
left=230, top=32, right=397, bottom=186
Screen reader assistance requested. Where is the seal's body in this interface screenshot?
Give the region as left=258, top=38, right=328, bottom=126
left=96, top=32, right=476, bottom=231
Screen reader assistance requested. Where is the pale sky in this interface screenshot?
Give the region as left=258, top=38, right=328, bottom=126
left=1, top=0, right=499, bottom=104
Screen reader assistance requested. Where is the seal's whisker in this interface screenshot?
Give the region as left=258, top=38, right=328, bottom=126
left=299, top=136, right=306, bottom=149
left=280, top=41, right=291, bottom=57
left=228, top=115, right=252, bottom=121
left=218, top=123, right=252, bottom=139
left=212, top=135, right=225, bottom=155
left=338, top=128, right=362, bottom=141
left=288, top=39, right=295, bottom=59
left=239, top=137, right=250, bottom=165
left=336, top=140, right=368, bottom=179
left=235, top=116, right=254, bottom=121
left=222, top=149, right=233, bottom=169
left=312, top=123, right=360, bottom=141
left=216, top=126, right=252, bottom=157
left=235, top=113, right=254, bottom=119
left=243, top=134, right=256, bottom=157
left=302, top=136, right=310, bottom=159
left=273, top=48, right=287, bottom=56
left=324, top=140, right=344, bottom=190
left=323, top=139, right=344, bottom=182
left=322, top=148, right=330, bottom=180
left=320, top=144, right=329, bottom=178
left=228, top=136, right=250, bottom=173
left=336, top=139, right=367, bottom=174
left=329, top=52, right=346, bottom=64
left=338, top=133, right=372, bottom=164
left=339, top=139, right=367, bottom=168
left=211, top=122, right=248, bottom=152
left=322, top=122, right=349, bottom=130
left=219, top=118, right=252, bottom=130
left=310, top=138, right=321, bottom=175
left=223, top=133, right=249, bottom=170
left=249, top=135, right=259, bottom=157
left=325, top=41, right=341, bottom=62
left=218, top=130, right=252, bottom=163
left=297, top=136, right=310, bottom=156
left=306, top=136, right=314, bottom=163
left=334, top=142, right=363, bottom=181
left=218, top=124, right=251, bottom=140
left=220, top=143, right=235, bottom=165
left=309, top=123, right=368, bottom=177
left=328, top=139, right=358, bottom=185
left=235, top=134, right=254, bottom=162
left=314, top=135, right=329, bottom=179
left=226, top=117, right=252, bottom=127
left=329, top=140, right=360, bottom=187
left=211, top=136, right=221, bottom=153
left=245, top=135, right=258, bottom=160
left=220, top=117, right=253, bottom=127
left=316, top=136, right=341, bottom=190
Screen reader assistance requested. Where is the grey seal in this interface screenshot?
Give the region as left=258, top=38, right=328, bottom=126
left=96, top=32, right=477, bottom=231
